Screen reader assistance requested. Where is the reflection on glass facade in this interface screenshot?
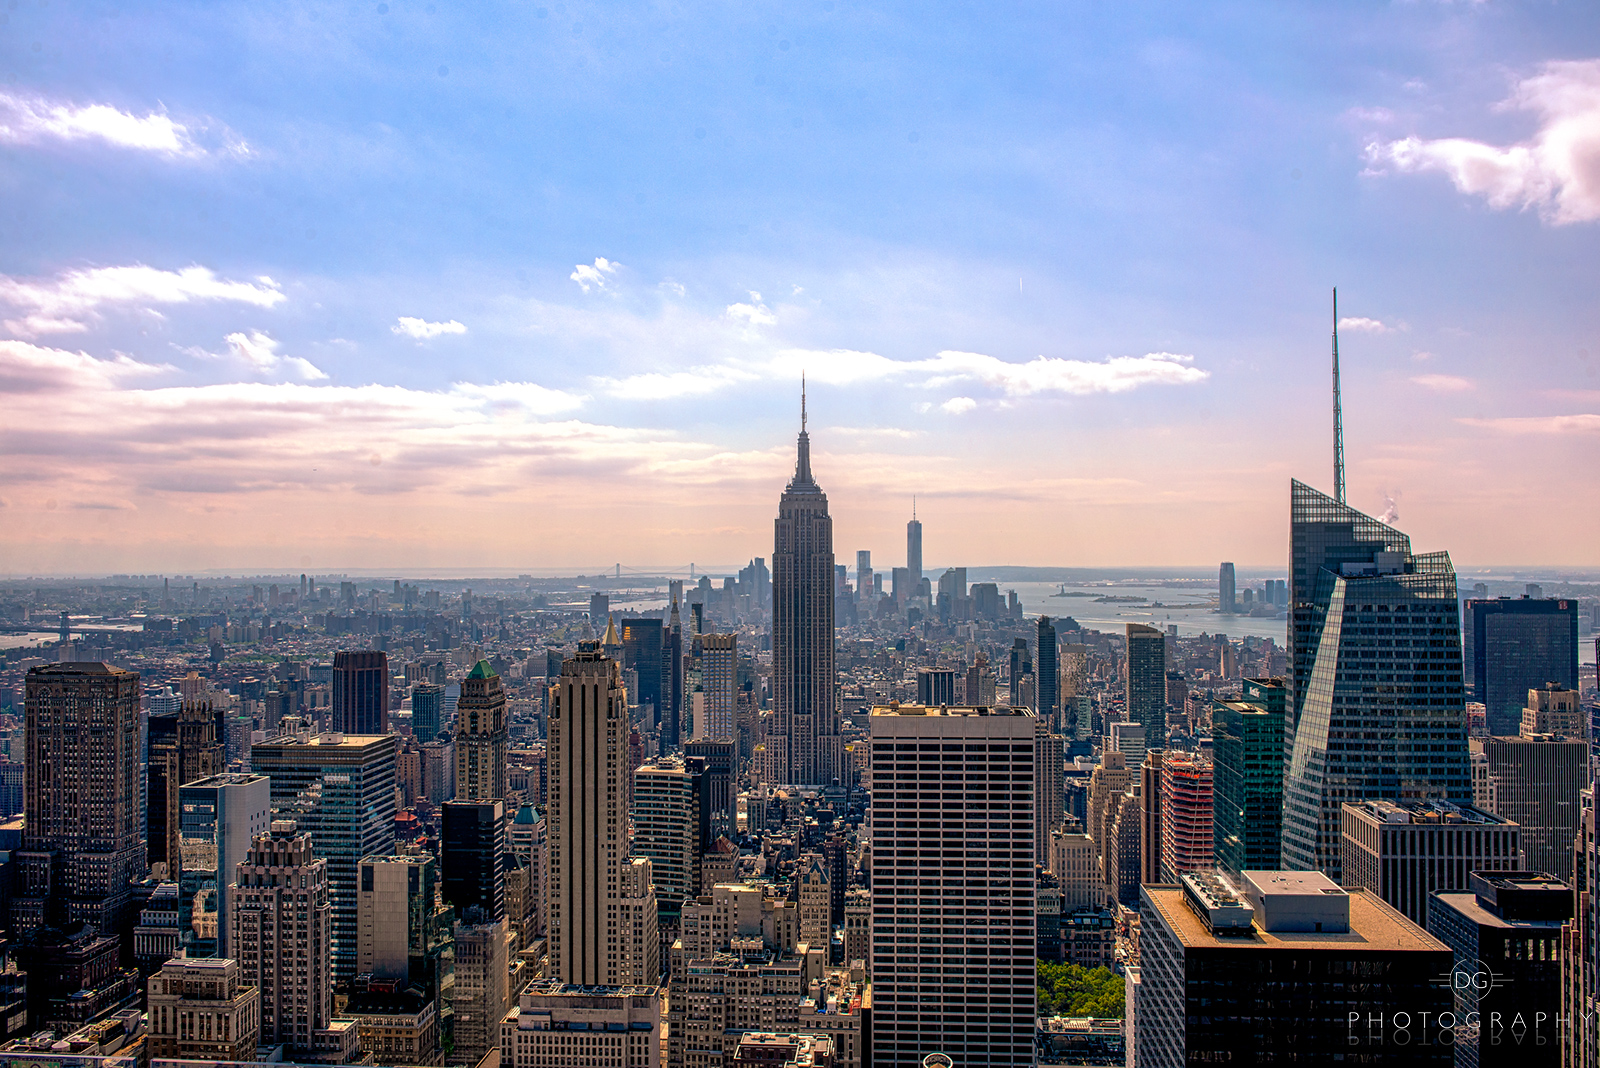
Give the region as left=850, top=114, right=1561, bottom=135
left=1467, top=598, right=1579, bottom=737
left=1282, top=480, right=1470, bottom=881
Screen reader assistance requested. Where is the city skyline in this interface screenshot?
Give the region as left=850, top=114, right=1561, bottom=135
left=2, top=2, right=1598, bottom=573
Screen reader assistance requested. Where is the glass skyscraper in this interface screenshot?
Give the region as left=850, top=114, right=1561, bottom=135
left=1281, top=480, right=1471, bottom=881
left=1466, top=597, right=1579, bottom=737
left=1211, top=677, right=1284, bottom=877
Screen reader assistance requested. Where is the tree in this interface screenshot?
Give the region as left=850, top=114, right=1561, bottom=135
left=1037, top=961, right=1125, bottom=1018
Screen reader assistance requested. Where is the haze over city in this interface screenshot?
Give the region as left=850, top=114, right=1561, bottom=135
left=2, top=1, right=1598, bottom=574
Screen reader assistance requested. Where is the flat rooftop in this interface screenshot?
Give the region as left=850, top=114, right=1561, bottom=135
left=1344, top=798, right=1511, bottom=826
left=1143, top=884, right=1448, bottom=953
left=1432, top=892, right=1570, bottom=931
left=870, top=704, right=1033, bottom=717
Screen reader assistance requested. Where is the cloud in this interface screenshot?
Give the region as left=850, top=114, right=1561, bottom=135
left=599, top=348, right=1209, bottom=399
left=0, top=264, right=284, bottom=335
left=725, top=292, right=777, bottom=327
left=448, top=380, right=586, bottom=415
left=940, top=396, right=977, bottom=414
left=1411, top=373, right=1475, bottom=391
left=1458, top=413, right=1600, bottom=434
left=224, top=331, right=327, bottom=380
left=1338, top=317, right=1391, bottom=333
left=0, top=89, right=247, bottom=159
left=569, top=257, right=620, bottom=292
left=392, top=317, right=467, bottom=340
left=1364, top=59, right=1600, bottom=224
left=0, top=339, right=172, bottom=393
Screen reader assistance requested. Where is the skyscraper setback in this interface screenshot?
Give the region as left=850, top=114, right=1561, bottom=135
left=771, top=395, right=840, bottom=786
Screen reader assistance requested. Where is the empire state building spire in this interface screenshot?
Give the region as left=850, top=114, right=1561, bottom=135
left=771, top=383, right=839, bottom=786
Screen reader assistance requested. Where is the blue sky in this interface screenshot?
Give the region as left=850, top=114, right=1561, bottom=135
left=1, top=0, right=1597, bottom=573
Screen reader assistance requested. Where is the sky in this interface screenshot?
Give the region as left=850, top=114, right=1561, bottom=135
left=1, top=0, right=1597, bottom=576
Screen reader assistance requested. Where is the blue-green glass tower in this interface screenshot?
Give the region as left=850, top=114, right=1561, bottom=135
left=1211, top=677, right=1285, bottom=877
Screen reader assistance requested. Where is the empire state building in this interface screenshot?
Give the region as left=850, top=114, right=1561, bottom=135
left=771, top=392, right=840, bottom=786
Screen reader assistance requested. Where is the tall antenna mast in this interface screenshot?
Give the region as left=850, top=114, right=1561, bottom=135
left=1332, top=287, right=1346, bottom=505
left=801, top=372, right=807, bottom=431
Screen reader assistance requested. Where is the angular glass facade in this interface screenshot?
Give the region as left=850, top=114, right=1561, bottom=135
left=1282, top=481, right=1470, bottom=881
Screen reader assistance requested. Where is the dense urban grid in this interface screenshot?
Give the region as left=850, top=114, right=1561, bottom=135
left=0, top=412, right=1595, bottom=1068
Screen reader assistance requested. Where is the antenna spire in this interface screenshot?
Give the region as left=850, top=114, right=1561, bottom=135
left=912, top=495, right=916, bottom=520
left=801, top=373, right=807, bottom=432
left=1332, top=287, right=1346, bottom=505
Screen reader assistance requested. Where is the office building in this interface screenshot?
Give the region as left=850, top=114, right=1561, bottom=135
left=855, top=549, right=873, bottom=602
left=666, top=600, right=685, bottom=754
left=1036, top=722, right=1064, bottom=863
left=590, top=592, right=610, bottom=627
left=1107, top=720, right=1145, bottom=767
left=442, top=798, right=506, bottom=920
left=250, top=730, right=399, bottom=981
left=1038, top=616, right=1059, bottom=725
left=697, top=634, right=738, bottom=742
left=146, top=956, right=261, bottom=1061
left=1219, top=562, right=1236, bottom=613
left=1106, top=788, right=1143, bottom=907
left=1087, top=750, right=1132, bottom=872
left=357, top=853, right=450, bottom=992
left=333, top=650, right=389, bottom=735
left=1467, top=598, right=1580, bottom=736
left=796, top=851, right=832, bottom=951
left=1136, top=870, right=1454, bottom=1066
left=869, top=704, right=1036, bottom=1067
left=500, top=981, right=663, bottom=1068
left=411, top=682, right=444, bottom=742
left=1126, top=624, right=1167, bottom=751
left=18, top=662, right=143, bottom=936
left=1159, top=752, right=1213, bottom=882
left=148, top=698, right=225, bottom=879
left=176, top=772, right=272, bottom=958
left=1009, top=638, right=1032, bottom=707
left=343, top=981, right=442, bottom=1067
left=1521, top=682, right=1581, bottom=737
left=771, top=402, right=840, bottom=787
left=906, top=508, right=922, bottom=588
left=1281, top=480, right=1471, bottom=881
left=1429, top=871, right=1572, bottom=1066
left=1485, top=732, right=1586, bottom=881
left=685, top=738, right=736, bottom=844
left=455, top=659, right=509, bottom=801
left=1141, top=750, right=1165, bottom=886
left=618, top=857, right=660, bottom=985
left=453, top=915, right=510, bottom=1064
left=914, top=668, right=956, bottom=706
left=1211, top=678, right=1284, bottom=876
left=1341, top=798, right=1522, bottom=927
left=547, top=643, right=630, bottom=985
left=667, top=945, right=812, bottom=1067
left=633, top=757, right=700, bottom=917
left=620, top=616, right=667, bottom=724
left=230, top=819, right=361, bottom=1062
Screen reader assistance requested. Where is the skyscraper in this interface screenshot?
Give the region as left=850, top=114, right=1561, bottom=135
left=1035, top=721, right=1064, bottom=865
left=665, top=599, right=684, bottom=755
left=1219, top=562, right=1236, bottom=613
left=771, top=395, right=839, bottom=786
left=1009, top=638, right=1032, bottom=707
left=333, top=650, right=389, bottom=735
left=619, top=616, right=666, bottom=722
left=869, top=704, right=1036, bottom=1067
left=148, top=697, right=225, bottom=878
left=411, top=681, right=443, bottom=742
left=18, top=662, right=143, bottom=936
left=546, top=643, right=629, bottom=985
left=906, top=504, right=922, bottom=589
left=177, top=772, right=271, bottom=959
left=441, top=799, right=506, bottom=920
left=1037, top=616, right=1059, bottom=724
left=1211, top=677, right=1284, bottom=877
left=855, top=549, right=873, bottom=602
left=1466, top=597, right=1580, bottom=737
left=1280, top=480, right=1471, bottom=881
left=1484, top=731, right=1586, bottom=881
left=251, top=731, right=399, bottom=981
left=1158, top=752, right=1213, bottom=882
left=632, top=757, right=700, bottom=919
left=696, top=633, right=737, bottom=742
left=454, top=659, right=508, bottom=801
left=1126, top=624, right=1167, bottom=750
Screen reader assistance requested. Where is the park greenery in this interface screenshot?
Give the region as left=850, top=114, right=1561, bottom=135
left=1037, top=962, right=1126, bottom=1018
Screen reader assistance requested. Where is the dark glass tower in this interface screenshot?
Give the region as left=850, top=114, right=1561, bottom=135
left=1211, top=677, right=1285, bottom=876
left=441, top=798, right=506, bottom=921
left=1125, top=623, right=1167, bottom=750
left=411, top=681, right=443, bottom=742
left=1036, top=616, right=1058, bottom=725
left=906, top=506, right=923, bottom=589
left=772, top=396, right=839, bottom=786
left=1467, top=597, right=1579, bottom=736
left=1281, top=480, right=1470, bottom=880
left=333, top=650, right=389, bottom=735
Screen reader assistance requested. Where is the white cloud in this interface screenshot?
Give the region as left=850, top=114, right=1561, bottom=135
left=1459, top=413, right=1600, bottom=434
left=570, top=257, right=620, bottom=293
left=941, top=396, right=977, bottom=414
left=392, top=317, right=467, bottom=340
left=224, top=331, right=327, bottom=380
left=0, top=339, right=172, bottom=391
left=1338, top=316, right=1391, bottom=333
left=0, top=264, right=284, bottom=335
left=725, top=292, right=777, bottom=327
left=1365, top=59, right=1600, bottom=224
left=600, top=347, right=1209, bottom=400
left=0, top=89, right=247, bottom=159
left=449, top=380, right=586, bottom=415
left=1412, top=373, right=1475, bottom=391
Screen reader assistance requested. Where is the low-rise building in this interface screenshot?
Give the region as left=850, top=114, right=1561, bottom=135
left=729, top=1031, right=834, bottom=1066
left=343, top=979, right=441, bottom=1066
left=146, top=955, right=260, bottom=1062
left=793, top=975, right=868, bottom=1068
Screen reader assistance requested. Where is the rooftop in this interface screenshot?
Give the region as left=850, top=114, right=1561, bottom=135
left=870, top=703, right=1032, bottom=717
left=1144, top=882, right=1447, bottom=953
left=1344, top=798, right=1512, bottom=826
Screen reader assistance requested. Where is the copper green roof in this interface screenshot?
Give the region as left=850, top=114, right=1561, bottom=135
left=466, top=659, right=496, bottom=680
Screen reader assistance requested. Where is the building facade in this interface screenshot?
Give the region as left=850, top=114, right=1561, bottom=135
left=1126, top=624, right=1167, bottom=751
left=1211, top=678, right=1284, bottom=876
left=1467, top=598, right=1580, bottom=737
left=332, top=650, right=389, bottom=735
left=146, top=956, right=260, bottom=1062
left=500, top=981, right=663, bottom=1068
left=455, top=659, right=509, bottom=802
